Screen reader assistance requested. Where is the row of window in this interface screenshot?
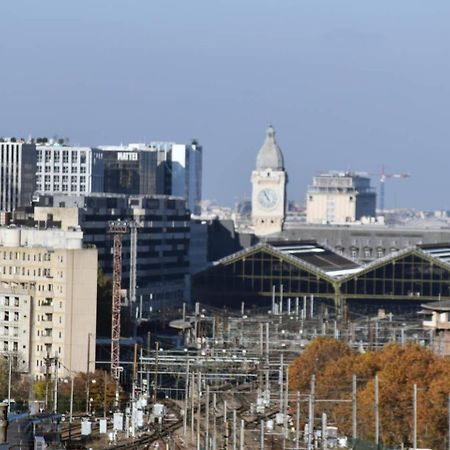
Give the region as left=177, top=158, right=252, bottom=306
left=0, top=311, right=19, bottom=322
left=36, top=314, right=63, bottom=324
left=37, top=150, right=88, bottom=163
left=36, top=350, right=63, bottom=368
left=0, top=266, right=52, bottom=278
left=0, top=326, right=19, bottom=337
left=37, top=164, right=88, bottom=174
left=37, top=175, right=87, bottom=183
left=0, top=296, right=20, bottom=307
left=36, top=329, right=63, bottom=341
left=2, top=251, right=52, bottom=262
left=3, top=341, right=18, bottom=352
left=335, top=247, right=397, bottom=259
left=36, top=183, right=86, bottom=192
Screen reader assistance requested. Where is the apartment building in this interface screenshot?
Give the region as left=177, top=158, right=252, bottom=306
left=0, top=287, right=32, bottom=370
left=0, top=227, right=97, bottom=378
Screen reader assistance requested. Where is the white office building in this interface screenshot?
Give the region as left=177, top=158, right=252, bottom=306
left=0, top=140, right=36, bottom=212
left=35, top=145, right=104, bottom=196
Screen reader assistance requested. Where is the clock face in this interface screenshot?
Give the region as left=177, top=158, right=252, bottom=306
left=258, top=188, right=278, bottom=209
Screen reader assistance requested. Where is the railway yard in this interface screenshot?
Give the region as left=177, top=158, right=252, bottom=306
left=51, top=302, right=431, bottom=450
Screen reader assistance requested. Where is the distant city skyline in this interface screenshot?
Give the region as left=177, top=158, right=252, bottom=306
left=2, top=0, right=450, bottom=210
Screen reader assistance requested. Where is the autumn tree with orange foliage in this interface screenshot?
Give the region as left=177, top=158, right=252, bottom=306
left=289, top=338, right=450, bottom=449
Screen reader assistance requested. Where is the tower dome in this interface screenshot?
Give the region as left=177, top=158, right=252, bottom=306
left=256, top=126, right=284, bottom=170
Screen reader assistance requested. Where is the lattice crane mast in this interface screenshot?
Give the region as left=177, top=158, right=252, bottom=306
left=108, top=220, right=129, bottom=380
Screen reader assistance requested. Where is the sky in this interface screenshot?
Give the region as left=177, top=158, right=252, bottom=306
left=1, top=0, right=450, bottom=210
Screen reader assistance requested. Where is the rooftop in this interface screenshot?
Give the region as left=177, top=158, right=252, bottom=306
left=256, top=126, right=284, bottom=171
left=268, top=240, right=360, bottom=274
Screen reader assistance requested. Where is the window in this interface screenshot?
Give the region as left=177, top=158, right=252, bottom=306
left=63, top=151, right=69, bottom=163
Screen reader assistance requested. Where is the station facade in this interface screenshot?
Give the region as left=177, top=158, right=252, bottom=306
left=193, top=242, right=450, bottom=314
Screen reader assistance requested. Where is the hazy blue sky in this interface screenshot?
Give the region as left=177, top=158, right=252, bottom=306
left=1, top=0, right=450, bottom=210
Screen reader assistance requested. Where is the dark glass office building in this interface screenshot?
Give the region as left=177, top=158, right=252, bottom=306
left=101, top=147, right=166, bottom=196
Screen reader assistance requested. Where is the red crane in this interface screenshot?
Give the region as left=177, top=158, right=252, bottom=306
left=108, top=220, right=129, bottom=381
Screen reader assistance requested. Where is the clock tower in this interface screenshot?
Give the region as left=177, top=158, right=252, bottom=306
left=251, top=126, right=287, bottom=236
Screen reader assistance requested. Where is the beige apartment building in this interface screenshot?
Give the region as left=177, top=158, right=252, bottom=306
left=0, top=227, right=97, bottom=378
left=306, top=172, right=376, bottom=224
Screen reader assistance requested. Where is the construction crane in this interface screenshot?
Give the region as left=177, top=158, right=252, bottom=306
left=108, top=220, right=129, bottom=381
left=368, top=165, right=410, bottom=211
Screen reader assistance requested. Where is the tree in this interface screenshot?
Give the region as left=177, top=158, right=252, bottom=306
left=33, top=370, right=119, bottom=415
left=289, top=337, right=352, bottom=392
left=0, top=355, right=31, bottom=404
left=289, top=339, right=450, bottom=449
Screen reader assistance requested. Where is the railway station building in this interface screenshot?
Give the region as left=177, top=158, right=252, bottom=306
left=193, top=241, right=450, bottom=315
